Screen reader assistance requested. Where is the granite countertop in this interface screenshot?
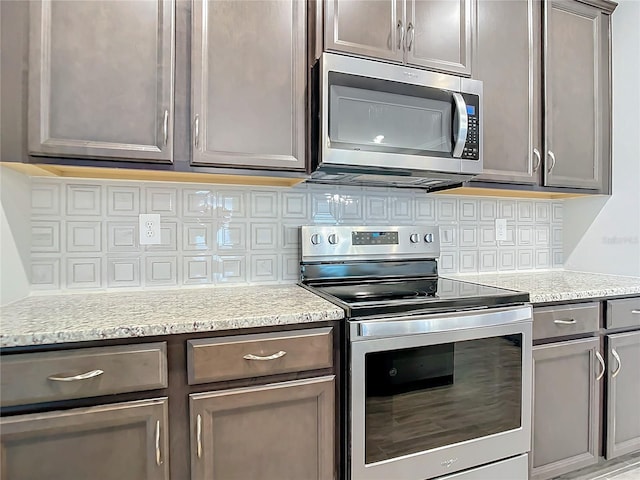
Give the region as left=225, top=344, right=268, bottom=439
left=0, top=285, right=344, bottom=348
left=446, top=270, right=640, bottom=304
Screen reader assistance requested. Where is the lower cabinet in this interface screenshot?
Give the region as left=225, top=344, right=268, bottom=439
left=0, top=397, right=169, bottom=480
left=606, top=330, right=640, bottom=459
left=189, top=376, right=335, bottom=480
left=531, top=337, right=602, bottom=480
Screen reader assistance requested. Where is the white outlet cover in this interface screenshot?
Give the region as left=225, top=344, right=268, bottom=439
left=139, top=214, right=162, bottom=245
left=495, top=218, right=508, bottom=242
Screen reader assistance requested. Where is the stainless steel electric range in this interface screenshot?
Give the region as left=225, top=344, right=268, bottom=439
left=299, top=225, right=533, bottom=480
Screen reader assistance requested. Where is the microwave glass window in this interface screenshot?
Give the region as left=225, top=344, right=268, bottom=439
left=329, top=85, right=453, bottom=156
left=364, top=335, right=523, bottom=464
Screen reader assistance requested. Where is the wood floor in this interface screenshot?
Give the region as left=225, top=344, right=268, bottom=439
left=554, top=451, right=640, bottom=480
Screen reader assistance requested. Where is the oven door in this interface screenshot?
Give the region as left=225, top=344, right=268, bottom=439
left=349, top=305, right=532, bottom=480
left=320, top=53, right=482, bottom=175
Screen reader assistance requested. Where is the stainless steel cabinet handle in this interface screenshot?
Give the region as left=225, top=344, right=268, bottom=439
left=631, top=309, right=640, bottom=314
left=533, top=148, right=541, bottom=172
left=243, top=351, right=287, bottom=361
left=452, top=92, right=468, bottom=158
left=196, top=414, right=203, bottom=458
left=405, top=22, right=415, bottom=51
left=47, top=369, right=104, bottom=382
left=155, top=420, right=162, bottom=465
left=595, top=351, right=606, bottom=381
left=547, top=150, right=556, bottom=173
left=194, top=114, right=200, bottom=149
left=611, top=348, right=622, bottom=378
left=163, top=109, right=169, bottom=146
left=397, top=20, right=405, bottom=50
left=554, top=318, right=576, bottom=325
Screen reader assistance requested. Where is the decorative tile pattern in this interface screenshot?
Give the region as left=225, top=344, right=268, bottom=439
left=66, top=257, right=102, bottom=289
left=183, top=256, right=213, bottom=285
left=107, top=257, right=140, bottom=288
left=32, top=183, right=61, bottom=216
left=32, top=221, right=61, bottom=253
left=31, top=257, right=60, bottom=290
left=66, top=185, right=102, bottom=216
left=28, top=179, right=565, bottom=292
left=66, top=221, right=101, bottom=253
left=107, top=186, right=140, bottom=217
left=146, top=187, right=177, bottom=216
left=145, top=256, right=178, bottom=286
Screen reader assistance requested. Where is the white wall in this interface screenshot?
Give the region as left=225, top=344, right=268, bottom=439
left=563, top=0, right=640, bottom=276
left=0, top=167, right=31, bottom=305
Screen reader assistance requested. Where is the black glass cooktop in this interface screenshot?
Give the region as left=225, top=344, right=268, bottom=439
left=308, top=277, right=529, bottom=318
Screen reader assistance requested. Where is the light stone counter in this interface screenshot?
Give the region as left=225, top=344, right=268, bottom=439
left=445, top=270, right=640, bottom=304
left=0, top=285, right=344, bottom=348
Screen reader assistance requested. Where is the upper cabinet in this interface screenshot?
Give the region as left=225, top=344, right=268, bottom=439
left=324, top=0, right=474, bottom=76
left=28, top=0, right=175, bottom=163
left=475, top=0, right=541, bottom=184
left=544, top=0, right=610, bottom=190
left=475, top=0, right=615, bottom=193
left=191, top=0, right=306, bottom=171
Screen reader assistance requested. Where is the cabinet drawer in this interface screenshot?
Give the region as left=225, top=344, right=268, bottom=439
left=0, top=343, right=167, bottom=407
left=533, top=303, right=600, bottom=340
left=606, top=297, right=640, bottom=329
left=187, top=327, right=333, bottom=385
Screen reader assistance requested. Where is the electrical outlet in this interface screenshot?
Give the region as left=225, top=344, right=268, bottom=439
left=139, top=214, right=162, bottom=245
left=495, top=218, right=508, bottom=242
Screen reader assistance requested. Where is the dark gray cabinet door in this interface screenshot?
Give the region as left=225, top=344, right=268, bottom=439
left=405, top=0, right=474, bottom=76
left=544, top=0, right=610, bottom=190
left=531, top=338, right=602, bottom=480
left=190, top=376, right=335, bottom=480
left=0, top=398, right=169, bottom=480
left=191, top=0, right=306, bottom=170
left=606, top=331, right=640, bottom=459
left=475, top=0, right=541, bottom=184
left=28, top=0, right=174, bottom=162
left=325, top=0, right=404, bottom=63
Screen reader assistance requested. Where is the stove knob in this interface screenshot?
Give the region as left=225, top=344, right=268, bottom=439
left=310, top=234, right=322, bottom=245
left=409, top=233, right=420, bottom=243
left=424, top=233, right=434, bottom=243
left=328, top=233, right=339, bottom=245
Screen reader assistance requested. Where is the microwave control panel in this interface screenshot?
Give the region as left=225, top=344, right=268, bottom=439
left=461, top=93, right=480, bottom=160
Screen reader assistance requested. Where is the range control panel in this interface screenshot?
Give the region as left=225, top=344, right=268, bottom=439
left=301, top=225, right=440, bottom=261
left=461, top=93, right=480, bottom=160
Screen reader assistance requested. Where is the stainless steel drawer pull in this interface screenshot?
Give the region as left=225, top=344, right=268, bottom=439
left=553, top=318, right=576, bottom=325
left=47, top=369, right=104, bottom=382
left=631, top=309, right=640, bottom=314
left=533, top=148, right=542, bottom=172
left=611, top=349, right=622, bottom=378
left=547, top=150, right=557, bottom=173
left=196, top=414, right=203, bottom=458
left=405, top=22, right=415, bottom=51
left=194, top=114, right=200, bottom=148
left=163, top=109, right=169, bottom=146
left=397, top=20, right=404, bottom=50
left=243, top=351, right=287, bottom=361
left=155, top=420, right=162, bottom=465
left=595, top=351, right=606, bottom=381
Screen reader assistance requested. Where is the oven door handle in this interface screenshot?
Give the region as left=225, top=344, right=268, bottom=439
left=354, top=306, right=532, bottom=339
left=452, top=92, right=468, bottom=158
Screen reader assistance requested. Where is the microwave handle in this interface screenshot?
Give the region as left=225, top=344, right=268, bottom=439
left=452, top=93, right=468, bottom=158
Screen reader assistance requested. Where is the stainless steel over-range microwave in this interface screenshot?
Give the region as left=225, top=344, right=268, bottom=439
left=310, top=53, right=483, bottom=190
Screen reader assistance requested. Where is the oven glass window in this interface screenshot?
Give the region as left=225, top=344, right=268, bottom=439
left=328, top=72, right=453, bottom=157
left=364, top=335, right=522, bottom=464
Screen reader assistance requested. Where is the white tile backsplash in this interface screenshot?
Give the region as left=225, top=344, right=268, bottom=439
left=29, top=179, right=564, bottom=291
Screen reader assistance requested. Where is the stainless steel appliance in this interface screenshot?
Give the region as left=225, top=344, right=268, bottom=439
left=309, top=53, right=483, bottom=190
left=300, top=225, right=532, bottom=480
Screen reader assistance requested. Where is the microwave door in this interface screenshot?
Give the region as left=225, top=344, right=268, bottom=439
left=327, top=80, right=456, bottom=160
